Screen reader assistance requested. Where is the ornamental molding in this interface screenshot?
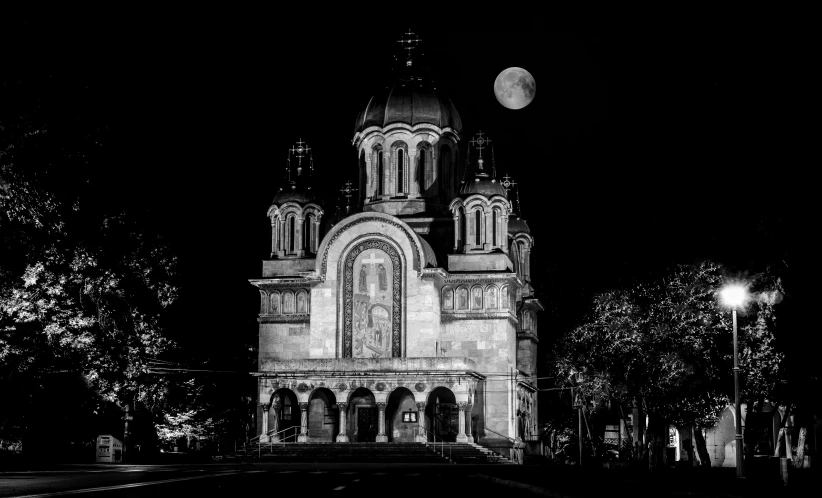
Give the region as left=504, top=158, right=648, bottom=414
left=320, top=216, right=422, bottom=280
left=440, top=312, right=518, bottom=325
left=258, top=315, right=310, bottom=324
left=443, top=276, right=516, bottom=285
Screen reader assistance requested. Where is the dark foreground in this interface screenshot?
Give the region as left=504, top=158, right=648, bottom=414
left=1, top=462, right=820, bottom=498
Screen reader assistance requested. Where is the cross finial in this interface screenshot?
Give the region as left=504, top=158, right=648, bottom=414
left=500, top=174, right=517, bottom=191
left=289, top=138, right=311, bottom=166
left=340, top=181, right=358, bottom=214
left=469, top=131, right=492, bottom=170
left=397, top=30, right=421, bottom=67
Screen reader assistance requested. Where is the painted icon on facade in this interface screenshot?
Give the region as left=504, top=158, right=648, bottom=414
left=352, top=249, right=393, bottom=358
left=283, top=291, right=295, bottom=314
left=442, top=288, right=454, bottom=310
left=457, top=287, right=469, bottom=310
left=270, top=292, right=280, bottom=314
left=486, top=286, right=498, bottom=309
left=296, top=291, right=307, bottom=313
left=472, top=286, right=483, bottom=309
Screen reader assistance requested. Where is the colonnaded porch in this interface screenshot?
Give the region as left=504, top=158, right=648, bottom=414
left=255, top=357, right=492, bottom=445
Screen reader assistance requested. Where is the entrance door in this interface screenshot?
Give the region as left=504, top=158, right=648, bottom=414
left=357, top=406, right=378, bottom=442
left=434, top=403, right=459, bottom=442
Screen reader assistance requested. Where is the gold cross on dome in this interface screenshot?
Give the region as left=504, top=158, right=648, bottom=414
left=339, top=180, right=357, bottom=201
left=397, top=30, right=421, bottom=65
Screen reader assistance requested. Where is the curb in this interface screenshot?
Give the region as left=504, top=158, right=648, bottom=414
left=473, top=473, right=576, bottom=498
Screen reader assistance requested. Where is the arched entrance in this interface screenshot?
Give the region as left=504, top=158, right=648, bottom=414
left=387, top=387, right=417, bottom=442
left=308, top=388, right=338, bottom=442
left=347, top=388, right=377, bottom=442
left=427, top=387, right=458, bottom=442
left=268, top=388, right=300, bottom=442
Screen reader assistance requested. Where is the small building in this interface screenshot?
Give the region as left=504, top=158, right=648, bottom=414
left=95, top=435, right=122, bottom=463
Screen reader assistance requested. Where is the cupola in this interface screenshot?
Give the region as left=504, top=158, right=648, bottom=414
left=267, top=139, right=324, bottom=258
left=449, top=131, right=511, bottom=253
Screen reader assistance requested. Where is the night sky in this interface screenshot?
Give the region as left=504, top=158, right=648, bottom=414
left=7, top=15, right=814, bottom=366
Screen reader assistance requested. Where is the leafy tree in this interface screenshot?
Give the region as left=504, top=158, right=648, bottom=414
left=548, top=260, right=787, bottom=467
left=1, top=74, right=181, bottom=458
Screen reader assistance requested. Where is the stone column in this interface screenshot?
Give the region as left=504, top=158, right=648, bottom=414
left=465, top=404, right=474, bottom=442
left=456, top=402, right=469, bottom=443
left=416, top=402, right=427, bottom=443
left=484, top=211, right=492, bottom=250
left=376, top=402, right=388, bottom=442
left=408, top=149, right=418, bottom=197
left=298, top=402, right=309, bottom=442
left=336, top=403, right=349, bottom=442
left=260, top=404, right=270, bottom=442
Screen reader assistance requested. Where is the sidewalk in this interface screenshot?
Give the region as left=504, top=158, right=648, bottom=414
left=471, top=463, right=822, bottom=497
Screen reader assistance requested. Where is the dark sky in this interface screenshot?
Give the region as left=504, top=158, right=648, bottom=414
left=7, top=15, right=814, bottom=362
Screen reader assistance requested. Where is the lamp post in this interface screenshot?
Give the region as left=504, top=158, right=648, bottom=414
left=720, top=284, right=748, bottom=479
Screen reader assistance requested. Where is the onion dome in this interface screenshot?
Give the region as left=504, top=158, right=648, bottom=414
left=507, top=217, right=531, bottom=235
left=272, top=186, right=315, bottom=205
left=354, top=80, right=462, bottom=134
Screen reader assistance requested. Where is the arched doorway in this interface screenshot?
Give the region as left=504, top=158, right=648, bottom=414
left=386, top=387, right=417, bottom=442
left=426, top=387, right=458, bottom=442
left=268, top=388, right=300, bottom=442
left=308, top=388, right=338, bottom=442
left=347, top=388, right=377, bottom=442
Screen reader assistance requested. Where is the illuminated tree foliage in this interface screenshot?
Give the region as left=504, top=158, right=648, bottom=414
left=0, top=75, right=180, bottom=455
left=551, top=260, right=787, bottom=429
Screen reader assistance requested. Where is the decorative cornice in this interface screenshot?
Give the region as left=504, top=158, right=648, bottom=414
left=517, top=331, right=539, bottom=343
left=443, top=275, right=516, bottom=285
left=258, top=314, right=310, bottom=324
left=441, top=313, right=518, bottom=325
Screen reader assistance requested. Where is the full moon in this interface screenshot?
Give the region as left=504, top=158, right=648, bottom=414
left=494, top=67, right=536, bottom=110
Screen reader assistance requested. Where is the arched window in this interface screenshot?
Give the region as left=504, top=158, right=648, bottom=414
left=474, top=210, right=482, bottom=246
left=303, top=215, right=311, bottom=252
left=296, top=290, right=308, bottom=313
left=418, top=148, right=426, bottom=194
left=359, top=150, right=366, bottom=203
left=500, top=285, right=509, bottom=310
left=259, top=291, right=267, bottom=314
left=492, top=208, right=501, bottom=246
left=459, top=207, right=466, bottom=251
left=438, top=147, right=451, bottom=201
left=442, top=287, right=454, bottom=310
left=378, top=150, right=384, bottom=195
left=397, top=149, right=405, bottom=194
left=289, top=215, right=296, bottom=253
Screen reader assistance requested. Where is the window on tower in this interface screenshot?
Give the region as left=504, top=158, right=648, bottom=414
left=397, top=149, right=405, bottom=194
left=289, top=216, right=296, bottom=253
left=378, top=150, right=384, bottom=196
left=475, top=210, right=482, bottom=246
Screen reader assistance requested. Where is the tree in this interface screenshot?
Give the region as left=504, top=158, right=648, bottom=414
left=548, top=260, right=787, bottom=468
left=1, top=74, right=180, bottom=457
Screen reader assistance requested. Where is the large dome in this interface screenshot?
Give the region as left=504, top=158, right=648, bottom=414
left=272, top=186, right=315, bottom=205
left=354, top=79, right=462, bottom=134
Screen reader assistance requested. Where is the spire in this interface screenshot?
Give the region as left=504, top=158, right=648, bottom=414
left=273, top=139, right=316, bottom=205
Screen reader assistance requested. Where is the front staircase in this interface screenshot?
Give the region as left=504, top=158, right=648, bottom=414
left=232, top=442, right=512, bottom=464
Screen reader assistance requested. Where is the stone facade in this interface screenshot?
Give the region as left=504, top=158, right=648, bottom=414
left=250, top=36, right=542, bottom=456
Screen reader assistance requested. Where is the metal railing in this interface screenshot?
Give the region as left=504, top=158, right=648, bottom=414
left=479, top=427, right=517, bottom=462
left=247, top=426, right=304, bottom=458
left=420, top=427, right=452, bottom=462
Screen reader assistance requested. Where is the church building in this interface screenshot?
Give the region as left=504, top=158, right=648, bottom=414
left=250, top=33, right=542, bottom=457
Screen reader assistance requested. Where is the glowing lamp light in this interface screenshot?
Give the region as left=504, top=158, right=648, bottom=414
left=720, top=284, right=748, bottom=308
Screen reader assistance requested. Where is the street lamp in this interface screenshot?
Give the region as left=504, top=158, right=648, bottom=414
left=720, top=283, right=749, bottom=479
